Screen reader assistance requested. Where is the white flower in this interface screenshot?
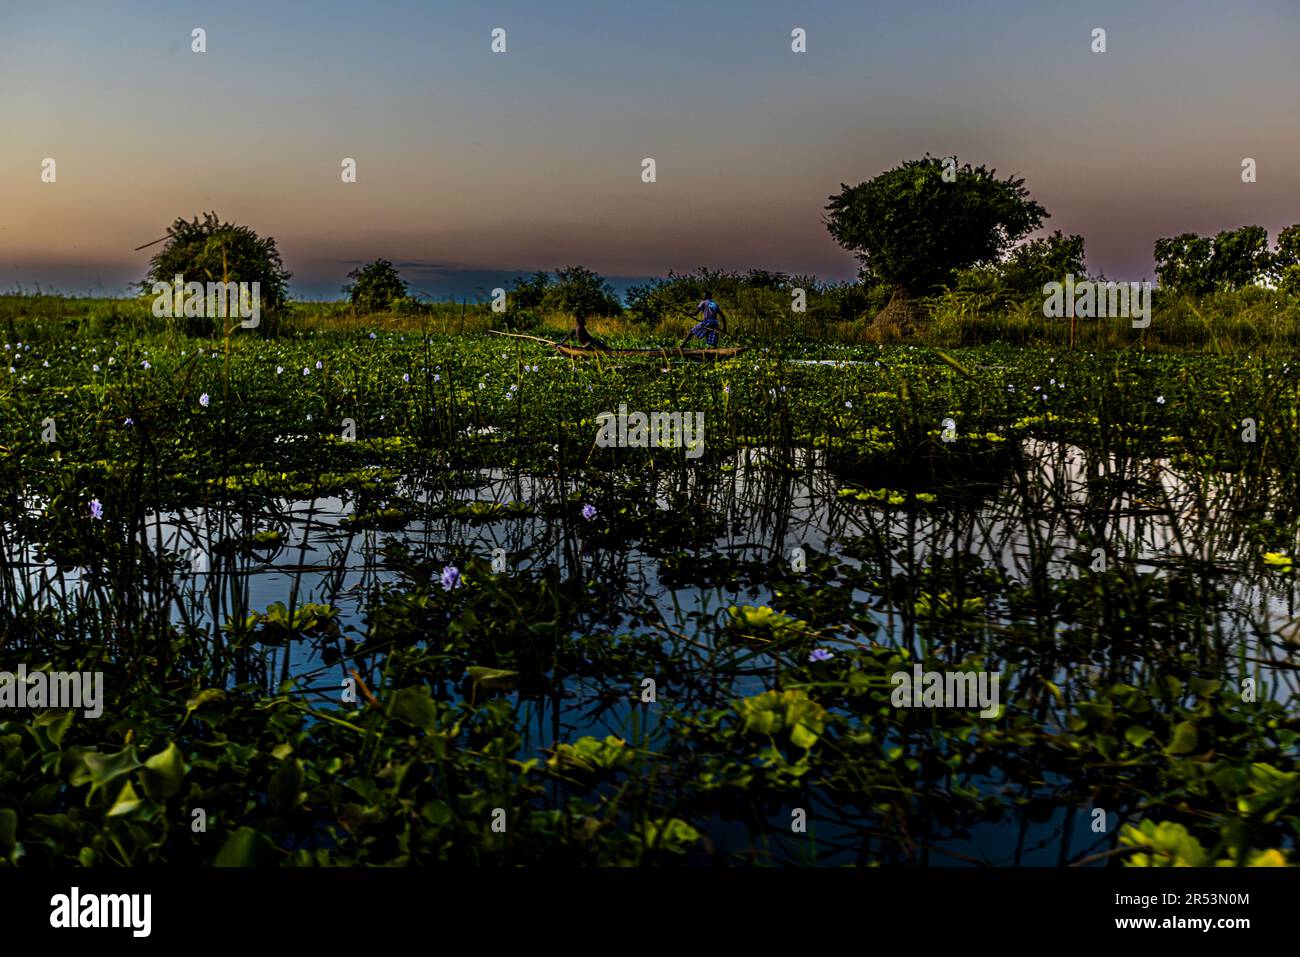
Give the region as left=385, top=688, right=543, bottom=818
left=1156, top=395, right=1166, bottom=405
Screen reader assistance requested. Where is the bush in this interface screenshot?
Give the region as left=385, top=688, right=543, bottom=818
left=143, top=212, right=291, bottom=333
left=344, top=259, right=409, bottom=313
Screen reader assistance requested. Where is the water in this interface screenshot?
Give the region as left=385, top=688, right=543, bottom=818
left=5, top=438, right=1298, bottom=864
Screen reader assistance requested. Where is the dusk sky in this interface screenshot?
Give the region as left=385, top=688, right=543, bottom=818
left=2, top=0, right=1298, bottom=299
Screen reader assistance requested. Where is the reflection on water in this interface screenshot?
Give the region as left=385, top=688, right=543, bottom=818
left=5, top=438, right=1298, bottom=864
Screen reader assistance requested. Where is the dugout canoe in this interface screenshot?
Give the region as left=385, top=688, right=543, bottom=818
left=554, top=344, right=746, bottom=361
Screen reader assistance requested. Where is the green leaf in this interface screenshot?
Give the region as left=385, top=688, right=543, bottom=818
left=184, top=688, right=226, bottom=721
left=214, top=826, right=278, bottom=867
left=391, top=686, right=438, bottom=732
left=1124, top=726, right=1155, bottom=748
left=1164, top=721, right=1199, bottom=756
left=80, top=746, right=142, bottom=798
left=422, top=801, right=453, bottom=826
left=140, top=742, right=187, bottom=799
left=466, top=666, right=519, bottom=692
left=32, top=709, right=74, bottom=749
left=0, top=808, right=17, bottom=853
left=107, top=780, right=144, bottom=817
left=269, top=759, right=305, bottom=816
left=790, top=722, right=820, bottom=749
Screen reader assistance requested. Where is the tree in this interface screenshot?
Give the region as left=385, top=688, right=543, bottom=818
left=741, top=269, right=792, bottom=290
left=344, top=259, right=408, bottom=312
left=824, top=155, right=1048, bottom=329
left=1275, top=225, right=1300, bottom=269
left=1275, top=225, right=1300, bottom=297
left=541, top=265, right=622, bottom=317
left=144, top=211, right=291, bottom=314
left=1209, top=225, right=1271, bottom=290
left=999, top=230, right=1087, bottom=295
left=508, top=271, right=550, bottom=310
left=1155, top=226, right=1272, bottom=295
left=1153, top=233, right=1215, bottom=295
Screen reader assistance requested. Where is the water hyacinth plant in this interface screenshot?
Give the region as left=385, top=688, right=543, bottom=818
left=0, top=293, right=1297, bottom=873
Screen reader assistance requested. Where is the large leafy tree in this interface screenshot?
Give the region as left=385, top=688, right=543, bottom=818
left=1155, top=225, right=1273, bottom=294
left=540, top=265, right=622, bottom=317
left=1209, top=225, right=1271, bottom=289
left=825, top=155, right=1047, bottom=326
left=143, top=211, right=291, bottom=312
left=1153, top=233, right=1215, bottom=295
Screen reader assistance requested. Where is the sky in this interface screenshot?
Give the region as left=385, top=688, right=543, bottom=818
left=1, top=0, right=1298, bottom=299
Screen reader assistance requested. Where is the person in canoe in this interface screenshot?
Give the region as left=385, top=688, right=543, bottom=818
left=680, top=293, right=727, bottom=349
left=556, top=311, right=610, bottom=351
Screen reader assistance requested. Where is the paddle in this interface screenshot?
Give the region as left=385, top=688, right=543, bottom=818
left=489, top=329, right=559, bottom=345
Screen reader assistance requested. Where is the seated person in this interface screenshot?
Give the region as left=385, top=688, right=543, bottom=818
left=557, top=313, right=610, bottom=350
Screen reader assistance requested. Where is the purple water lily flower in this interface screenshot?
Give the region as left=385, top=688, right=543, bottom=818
left=808, top=648, right=834, bottom=663
left=89, top=499, right=103, bottom=520
left=440, top=566, right=460, bottom=590
left=199, top=393, right=210, bottom=407
left=581, top=504, right=597, bottom=521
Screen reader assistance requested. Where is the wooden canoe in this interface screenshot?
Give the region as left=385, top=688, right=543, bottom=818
left=555, top=344, right=746, bottom=361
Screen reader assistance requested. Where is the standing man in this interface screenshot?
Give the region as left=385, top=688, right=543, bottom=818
left=681, top=292, right=727, bottom=348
